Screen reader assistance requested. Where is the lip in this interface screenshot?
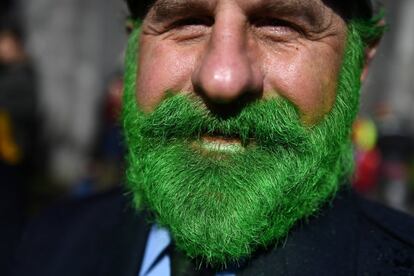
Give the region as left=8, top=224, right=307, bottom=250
left=193, top=135, right=245, bottom=153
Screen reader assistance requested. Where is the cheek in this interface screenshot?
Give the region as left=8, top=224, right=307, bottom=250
left=136, top=40, right=197, bottom=112
left=264, top=47, right=342, bottom=125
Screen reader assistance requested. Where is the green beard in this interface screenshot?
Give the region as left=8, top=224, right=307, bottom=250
left=122, top=21, right=367, bottom=265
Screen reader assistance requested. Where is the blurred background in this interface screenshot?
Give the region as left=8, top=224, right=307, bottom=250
left=0, top=0, right=413, bottom=222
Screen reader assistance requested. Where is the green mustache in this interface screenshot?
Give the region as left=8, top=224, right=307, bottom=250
left=135, top=94, right=310, bottom=153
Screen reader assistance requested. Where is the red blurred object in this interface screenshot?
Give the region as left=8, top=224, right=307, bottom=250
left=354, top=148, right=381, bottom=193
left=104, top=77, right=124, bottom=124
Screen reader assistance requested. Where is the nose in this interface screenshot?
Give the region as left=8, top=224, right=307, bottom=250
left=192, top=17, right=263, bottom=116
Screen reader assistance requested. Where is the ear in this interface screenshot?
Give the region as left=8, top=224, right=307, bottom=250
left=125, top=19, right=135, bottom=35
left=360, top=42, right=380, bottom=82
left=360, top=19, right=386, bottom=82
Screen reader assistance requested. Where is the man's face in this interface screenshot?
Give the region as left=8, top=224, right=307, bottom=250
left=0, top=31, right=23, bottom=64
left=124, top=0, right=367, bottom=266
left=137, top=0, right=347, bottom=124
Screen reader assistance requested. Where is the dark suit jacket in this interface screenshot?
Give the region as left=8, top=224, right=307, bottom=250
left=10, top=188, right=414, bottom=276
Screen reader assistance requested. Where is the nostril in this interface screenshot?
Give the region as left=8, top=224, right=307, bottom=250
left=194, top=84, right=262, bottom=119
left=196, top=63, right=256, bottom=103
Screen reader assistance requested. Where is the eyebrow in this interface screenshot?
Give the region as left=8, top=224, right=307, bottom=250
left=249, top=0, right=325, bottom=26
left=151, top=0, right=214, bottom=22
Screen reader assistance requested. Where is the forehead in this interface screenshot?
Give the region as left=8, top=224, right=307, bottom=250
left=145, top=0, right=354, bottom=25
left=151, top=0, right=327, bottom=13
left=132, top=0, right=369, bottom=21
left=146, top=0, right=343, bottom=29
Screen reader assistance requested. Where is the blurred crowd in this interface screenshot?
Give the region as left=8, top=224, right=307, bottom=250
left=0, top=0, right=127, bottom=268
left=0, top=0, right=413, bottom=248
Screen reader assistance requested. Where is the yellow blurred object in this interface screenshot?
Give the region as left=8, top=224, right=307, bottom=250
left=0, top=110, right=22, bottom=165
left=353, top=118, right=378, bottom=151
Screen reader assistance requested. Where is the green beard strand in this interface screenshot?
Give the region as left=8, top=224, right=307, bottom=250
left=122, top=21, right=367, bottom=266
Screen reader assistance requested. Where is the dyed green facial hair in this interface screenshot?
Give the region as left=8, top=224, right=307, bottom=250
left=123, top=22, right=367, bottom=266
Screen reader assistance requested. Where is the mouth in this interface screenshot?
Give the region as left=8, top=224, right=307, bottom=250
left=193, top=135, right=245, bottom=154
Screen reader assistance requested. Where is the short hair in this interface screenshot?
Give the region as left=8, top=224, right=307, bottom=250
left=125, top=0, right=153, bottom=20
left=125, top=0, right=378, bottom=21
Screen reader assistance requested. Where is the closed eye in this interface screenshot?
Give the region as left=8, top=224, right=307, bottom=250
left=171, top=16, right=214, bottom=28
left=253, top=18, right=302, bottom=34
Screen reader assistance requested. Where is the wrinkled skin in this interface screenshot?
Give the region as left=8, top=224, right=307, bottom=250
left=137, top=0, right=349, bottom=124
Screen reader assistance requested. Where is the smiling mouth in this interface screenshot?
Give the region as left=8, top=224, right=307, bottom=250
left=193, top=135, right=245, bottom=154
